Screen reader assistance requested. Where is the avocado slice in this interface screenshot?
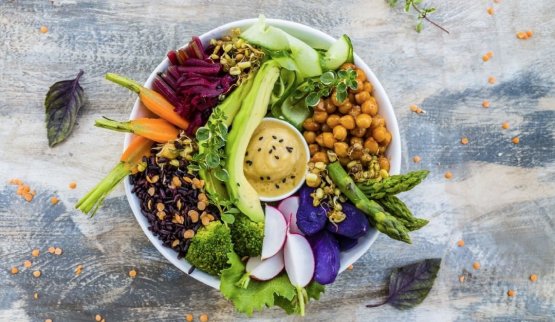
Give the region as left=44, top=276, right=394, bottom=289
left=225, top=61, right=281, bottom=222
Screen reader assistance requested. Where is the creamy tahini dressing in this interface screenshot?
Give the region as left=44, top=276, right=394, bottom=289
left=243, top=119, right=307, bottom=198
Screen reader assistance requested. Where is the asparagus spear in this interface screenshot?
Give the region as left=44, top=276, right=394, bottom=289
left=357, top=170, right=429, bottom=199
left=378, top=195, right=429, bottom=231
left=327, top=162, right=411, bottom=244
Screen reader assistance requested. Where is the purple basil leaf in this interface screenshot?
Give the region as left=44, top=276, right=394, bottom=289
left=367, top=258, right=441, bottom=310
left=44, top=70, right=85, bottom=147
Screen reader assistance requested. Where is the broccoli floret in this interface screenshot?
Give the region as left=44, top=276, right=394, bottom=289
left=230, top=214, right=264, bottom=257
left=185, top=221, right=233, bottom=276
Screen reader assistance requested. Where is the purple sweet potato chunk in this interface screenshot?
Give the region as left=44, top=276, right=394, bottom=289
left=326, top=202, right=369, bottom=239
left=336, top=235, right=358, bottom=251
left=308, top=230, right=340, bottom=285
left=297, top=185, right=328, bottom=236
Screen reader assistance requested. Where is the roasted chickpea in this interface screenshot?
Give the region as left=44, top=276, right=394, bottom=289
left=350, top=127, right=367, bottom=138
left=322, top=132, right=336, bottom=149
left=338, top=101, right=353, bottom=114
left=355, top=113, right=372, bottom=128
left=326, top=114, right=341, bottom=128
left=355, top=91, right=371, bottom=104
left=340, top=63, right=356, bottom=70
left=371, top=115, right=385, bottom=129
left=353, top=79, right=365, bottom=93
left=355, top=68, right=367, bottom=81
left=348, top=93, right=356, bottom=104
left=324, top=99, right=337, bottom=113
left=372, top=126, right=387, bottom=143
left=314, top=100, right=326, bottom=112
left=303, top=118, right=320, bottom=131
left=363, top=81, right=373, bottom=93
left=321, top=123, right=332, bottom=132
left=339, top=115, right=356, bottom=130
left=361, top=97, right=378, bottom=116
left=334, top=142, right=349, bottom=157
left=313, top=111, right=328, bottom=123
left=379, top=156, right=390, bottom=171
left=381, top=131, right=392, bottom=146
left=312, top=151, right=329, bottom=163
left=350, top=149, right=363, bottom=160
left=364, top=137, right=379, bottom=154
left=309, top=143, right=320, bottom=156
left=338, top=156, right=350, bottom=166
left=350, top=137, right=363, bottom=146
left=303, top=131, right=316, bottom=144
left=333, top=125, right=347, bottom=141
left=331, top=90, right=347, bottom=106
left=315, top=133, right=324, bottom=146
left=348, top=105, right=362, bottom=118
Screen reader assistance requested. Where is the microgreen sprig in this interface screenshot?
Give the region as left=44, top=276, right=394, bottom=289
left=189, top=107, right=229, bottom=181
left=388, top=0, right=449, bottom=34
left=293, top=69, right=358, bottom=108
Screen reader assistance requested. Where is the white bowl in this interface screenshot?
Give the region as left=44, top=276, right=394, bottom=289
left=124, top=18, right=401, bottom=290
left=256, top=118, right=310, bottom=203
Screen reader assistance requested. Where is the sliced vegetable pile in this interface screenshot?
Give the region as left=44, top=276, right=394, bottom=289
left=76, top=15, right=430, bottom=316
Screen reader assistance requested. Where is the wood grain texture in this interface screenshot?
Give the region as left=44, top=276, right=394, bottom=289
left=0, top=0, right=554, bottom=321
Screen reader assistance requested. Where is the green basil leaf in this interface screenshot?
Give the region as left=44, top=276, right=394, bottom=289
left=336, top=91, right=347, bottom=104
left=221, top=213, right=235, bottom=224
left=337, top=70, right=348, bottom=78
left=196, top=127, right=210, bottom=141
left=305, top=92, right=321, bottom=107
left=214, top=167, right=229, bottom=181
left=218, top=122, right=228, bottom=137
left=226, top=208, right=241, bottom=214
left=319, top=71, right=335, bottom=85
left=367, top=258, right=441, bottom=310
left=415, top=21, right=423, bottom=33
left=206, top=152, right=220, bottom=168
left=44, top=70, right=85, bottom=147
left=336, top=82, right=347, bottom=93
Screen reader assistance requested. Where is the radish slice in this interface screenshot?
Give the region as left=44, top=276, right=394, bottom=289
left=278, top=196, right=302, bottom=234
left=246, top=250, right=284, bottom=281
left=261, top=206, right=288, bottom=259
left=283, top=232, right=315, bottom=288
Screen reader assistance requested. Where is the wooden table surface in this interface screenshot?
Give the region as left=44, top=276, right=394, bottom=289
left=1, top=1, right=554, bottom=321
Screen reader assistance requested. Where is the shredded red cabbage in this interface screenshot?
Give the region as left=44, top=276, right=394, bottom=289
left=154, top=36, right=236, bottom=134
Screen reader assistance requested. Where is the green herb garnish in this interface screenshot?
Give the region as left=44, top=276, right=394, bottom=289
left=190, top=107, right=229, bottom=180
left=293, top=69, right=358, bottom=108
left=388, top=0, right=449, bottom=34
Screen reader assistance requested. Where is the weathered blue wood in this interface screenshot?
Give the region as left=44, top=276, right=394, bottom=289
left=0, top=0, right=553, bottom=321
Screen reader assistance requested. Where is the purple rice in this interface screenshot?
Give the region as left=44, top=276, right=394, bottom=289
left=130, top=145, right=219, bottom=259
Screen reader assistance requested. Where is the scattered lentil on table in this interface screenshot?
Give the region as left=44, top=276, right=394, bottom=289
left=444, top=171, right=453, bottom=179
left=507, top=289, right=516, bottom=297
left=482, top=100, right=490, bottom=108
left=530, top=274, right=538, bottom=282
left=457, top=240, right=465, bottom=247
left=473, top=262, right=481, bottom=270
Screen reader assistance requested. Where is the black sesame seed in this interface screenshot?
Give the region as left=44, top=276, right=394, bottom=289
left=282, top=178, right=286, bottom=183
left=260, top=176, right=264, bottom=181
left=291, top=175, right=296, bottom=179
left=269, top=149, right=273, bottom=154
left=245, top=151, right=249, bottom=156
left=272, top=145, right=276, bottom=150
left=259, top=136, right=263, bottom=141
left=275, top=155, right=279, bottom=160
left=257, top=148, right=261, bottom=152
left=286, top=147, right=293, bottom=153
left=246, top=160, right=253, bottom=166
left=237, top=183, right=240, bottom=186
left=279, top=139, right=284, bottom=143
left=266, top=176, right=271, bottom=180
left=275, top=184, right=280, bottom=189
left=272, top=135, right=277, bottom=139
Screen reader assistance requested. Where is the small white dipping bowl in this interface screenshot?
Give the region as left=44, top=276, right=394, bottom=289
left=124, top=18, right=401, bottom=290
left=255, top=118, right=310, bottom=203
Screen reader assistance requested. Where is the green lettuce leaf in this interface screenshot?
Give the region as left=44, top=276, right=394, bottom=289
left=274, top=281, right=325, bottom=314
left=220, top=251, right=296, bottom=316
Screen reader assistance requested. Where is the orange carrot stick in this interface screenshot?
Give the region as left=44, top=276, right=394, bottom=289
left=105, top=73, right=189, bottom=130
left=76, top=136, right=152, bottom=216
left=95, top=117, right=179, bottom=143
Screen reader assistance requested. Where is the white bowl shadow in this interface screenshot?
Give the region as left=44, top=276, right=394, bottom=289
left=123, top=18, right=401, bottom=290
